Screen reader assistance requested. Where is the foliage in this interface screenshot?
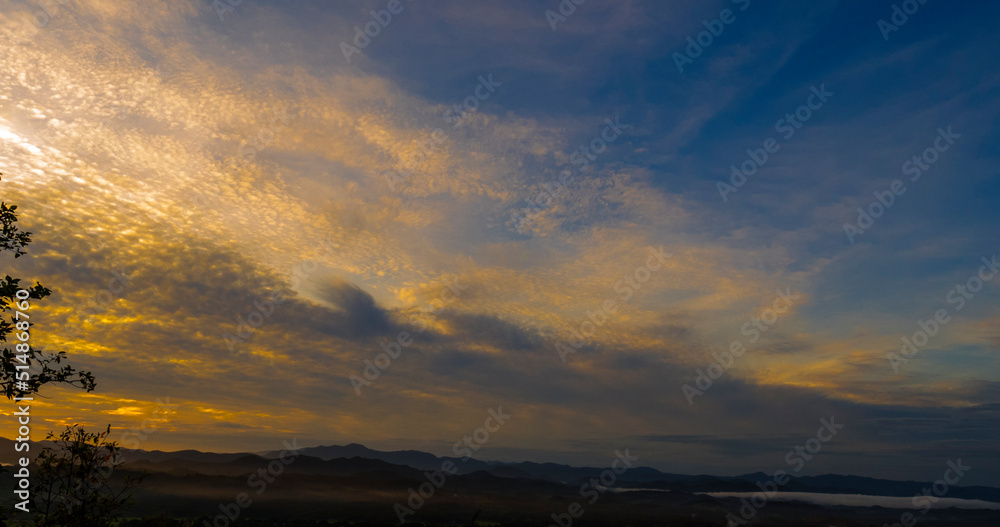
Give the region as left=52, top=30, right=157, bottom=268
left=31, top=425, right=143, bottom=527
left=0, top=172, right=97, bottom=399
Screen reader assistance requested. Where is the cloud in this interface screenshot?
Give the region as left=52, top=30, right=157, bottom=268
left=0, top=0, right=997, bottom=486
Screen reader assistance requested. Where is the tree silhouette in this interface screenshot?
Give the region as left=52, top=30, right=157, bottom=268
left=32, top=425, right=143, bottom=527
left=1, top=173, right=96, bottom=399
left=1, top=173, right=101, bottom=526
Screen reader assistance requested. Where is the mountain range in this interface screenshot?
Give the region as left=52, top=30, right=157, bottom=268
left=4, top=437, right=995, bottom=503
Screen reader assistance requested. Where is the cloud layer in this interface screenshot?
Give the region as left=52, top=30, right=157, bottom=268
left=0, top=0, right=997, bottom=485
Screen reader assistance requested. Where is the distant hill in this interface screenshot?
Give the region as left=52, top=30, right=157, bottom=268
left=267, top=442, right=495, bottom=473
left=3, top=436, right=998, bottom=503
left=122, top=452, right=425, bottom=481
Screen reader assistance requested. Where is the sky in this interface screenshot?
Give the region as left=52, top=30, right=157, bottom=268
left=0, top=0, right=998, bottom=486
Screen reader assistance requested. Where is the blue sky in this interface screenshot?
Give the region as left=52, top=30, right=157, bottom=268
left=0, top=0, right=998, bottom=485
